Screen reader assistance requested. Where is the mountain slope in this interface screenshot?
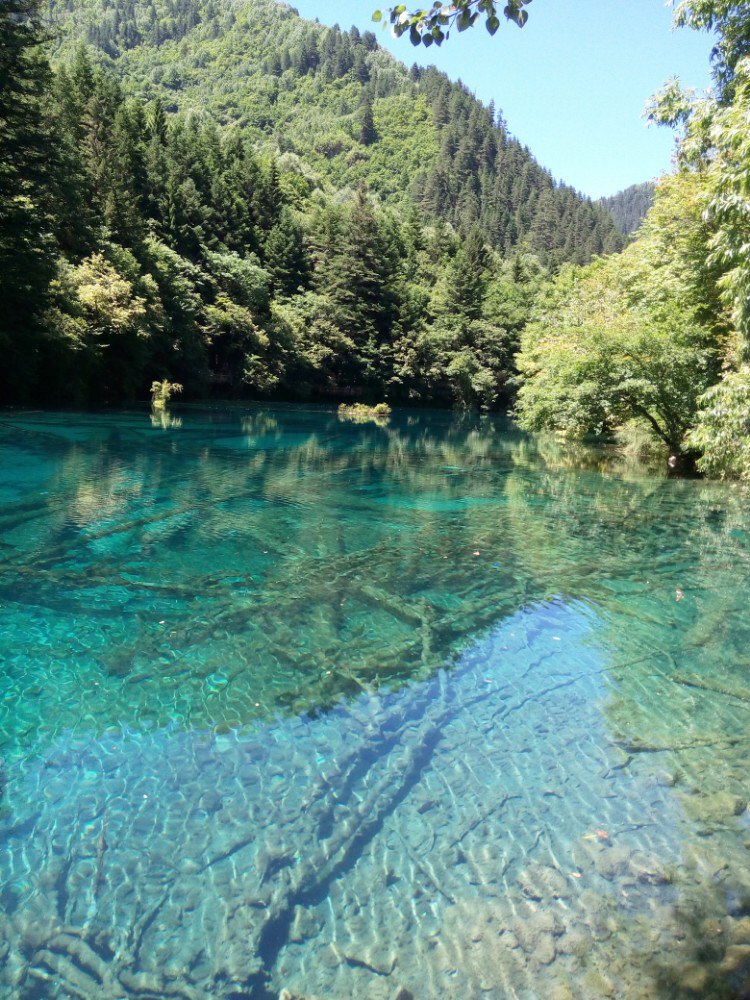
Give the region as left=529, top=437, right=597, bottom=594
left=598, top=181, right=655, bottom=237
left=2, top=0, right=627, bottom=410
left=48, top=0, right=623, bottom=265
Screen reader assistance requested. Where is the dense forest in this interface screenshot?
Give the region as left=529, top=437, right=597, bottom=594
left=598, top=182, right=655, bottom=236
left=3, top=0, right=750, bottom=481
left=48, top=0, right=620, bottom=261
left=513, top=0, right=750, bottom=478
left=0, top=0, right=621, bottom=409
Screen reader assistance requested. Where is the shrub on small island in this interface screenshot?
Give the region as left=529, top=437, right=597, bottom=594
left=337, top=402, right=391, bottom=425
left=151, top=380, right=183, bottom=410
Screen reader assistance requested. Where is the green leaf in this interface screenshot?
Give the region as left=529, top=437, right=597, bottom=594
left=486, top=14, right=500, bottom=33
left=505, top=4, right=528, bottom=26
left=372, top=10, right=382, bottom=21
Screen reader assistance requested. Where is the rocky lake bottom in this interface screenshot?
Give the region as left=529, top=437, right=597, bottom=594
left=1, top=406, right=750, bottom=999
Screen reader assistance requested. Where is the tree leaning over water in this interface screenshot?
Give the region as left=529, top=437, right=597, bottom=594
left=506, top=0, right=750, bottom=475
left=377, top=0, right=750, bottom=476
left=515, top=172, right=727, bottom=463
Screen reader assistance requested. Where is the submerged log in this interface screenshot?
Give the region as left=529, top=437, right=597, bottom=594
left=3, top=670, right=460, bottom=998
left=674, top=673, right=750, bottom=704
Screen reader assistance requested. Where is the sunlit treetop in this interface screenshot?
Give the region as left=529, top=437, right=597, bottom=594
left=372, top=0, right=532, bottom=46
left=673, top=0, right=750, bottom=95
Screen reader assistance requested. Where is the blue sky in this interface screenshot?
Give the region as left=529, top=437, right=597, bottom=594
left=290, top=0, right=715, bottom=198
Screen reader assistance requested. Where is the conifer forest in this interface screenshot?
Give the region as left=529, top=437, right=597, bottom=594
left=7, top=6, right=750, bottom=999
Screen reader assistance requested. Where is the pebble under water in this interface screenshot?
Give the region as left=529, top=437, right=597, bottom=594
left=1, top=405, right=750, bottom=999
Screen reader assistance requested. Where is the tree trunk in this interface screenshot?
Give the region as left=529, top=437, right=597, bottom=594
left=667, top=448, right=700, bottom=477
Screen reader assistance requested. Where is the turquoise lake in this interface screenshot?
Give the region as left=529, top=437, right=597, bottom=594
left=1, top=405, right=750, bottom=999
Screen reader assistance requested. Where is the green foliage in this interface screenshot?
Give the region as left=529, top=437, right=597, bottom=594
left=15, top=0, right=750, bottom=488
left=673, top=0, right=750, bottom=97
left=47, top=0, right=620, bottom=268
left=515, top=173, right=725, bottom=455
left=688, top=366, right=750, bottom=478
left=358, top=96, right=378, bottom=146
left=338, top=401, right=391, bottom=424
left=517, top=297, right=717, bottom=453
left=370, top=0, right=750, bottom=480
left=205, top=251, right=270, bottom=314
left=47, top=249, right=155, bottom=399
left=598, top=182, right=655, bottom=237
left=0, top=0, right=620, bottom=407
left=634, top=4, right=750, bottom=476
left=264, top=209, right=309, bottom=297
left=0, top=0, right=59, bottom=400
left=701, top=57, right=750, bottom=344
left=151, top=378, right=182, bottom=407
left=374, top=1, right=532, bottom=47
left=140, top=237, right=208, bottom=391
left=69, top=252, right=148, bottom=333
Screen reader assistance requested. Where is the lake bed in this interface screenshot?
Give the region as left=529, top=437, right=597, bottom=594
left=1, top=406, right=749, bottom=999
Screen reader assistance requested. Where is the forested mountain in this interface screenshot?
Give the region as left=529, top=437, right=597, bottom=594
left=5, top=0, right=750, bottom=483
left=47, top=0, right=621, bottom=263
left=0, top=0, right=623, bottom=410
left=598, top=182, right=655, bottom=236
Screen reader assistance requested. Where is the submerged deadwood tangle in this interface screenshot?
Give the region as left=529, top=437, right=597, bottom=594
left=1, top=408, right=750, bottom=998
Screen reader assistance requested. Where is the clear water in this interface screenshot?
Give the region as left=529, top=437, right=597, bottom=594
left=1, top=406, right=750, bottom=999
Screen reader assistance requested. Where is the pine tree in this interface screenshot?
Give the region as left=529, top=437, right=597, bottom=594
left=353, top=50, right=370, bottom=84
left=0, top=0, right=59, bottom=398
left=528, top=188, right=560, bottom=260
left=264, top=209, right=309, bottom=297
left=358, top=97, right=377, bottom=146
left=432, top=89, right=450, bottom=129
left=437, top=228, right=488, bottom=322
left=106, top=101, right=149, bottom=245
left=327, top=186, right=396, bottom=382
left=150, top=96, right=168, bottom=144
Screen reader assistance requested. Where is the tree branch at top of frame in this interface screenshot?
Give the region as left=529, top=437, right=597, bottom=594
left=372, top=1, right=532, bottom=47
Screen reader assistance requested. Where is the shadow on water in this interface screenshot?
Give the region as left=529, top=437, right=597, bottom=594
left=1, top=407, right=750, bottom=997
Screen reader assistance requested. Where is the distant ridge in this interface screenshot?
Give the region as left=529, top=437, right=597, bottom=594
left=598, top=181, right=656, bottom=237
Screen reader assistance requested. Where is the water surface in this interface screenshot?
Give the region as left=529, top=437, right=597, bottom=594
left=1, top=406, right=750, bottom=999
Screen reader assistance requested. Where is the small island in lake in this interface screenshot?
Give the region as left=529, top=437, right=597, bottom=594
left=2, top=0, right=750, bottom=997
